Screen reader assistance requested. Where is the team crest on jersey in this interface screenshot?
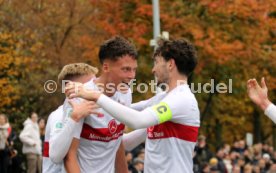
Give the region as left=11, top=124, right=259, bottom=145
left=108, top=119, right=117, bottom=134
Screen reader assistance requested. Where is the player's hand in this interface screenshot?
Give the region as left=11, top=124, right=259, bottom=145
left=65, top=82, right=101, bottom=101
left=69, top=100, right=100, bottom=122
left=247, top=77, right=271, bottom=111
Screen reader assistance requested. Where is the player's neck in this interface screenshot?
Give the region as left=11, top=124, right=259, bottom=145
left=167, top=73, right=187, bottom=93
left=94, top=76, right=116, bottom=97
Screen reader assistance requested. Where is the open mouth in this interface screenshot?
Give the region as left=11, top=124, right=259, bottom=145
left=122, top=82, right=130, bottom=87
left=119, top=81, right=130, bottom=94
left=122, top=79, right=135, bottom=87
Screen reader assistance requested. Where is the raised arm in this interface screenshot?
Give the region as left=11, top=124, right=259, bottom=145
left=49, top=100, right=97, bottom=163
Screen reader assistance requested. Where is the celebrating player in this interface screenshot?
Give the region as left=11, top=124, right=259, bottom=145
left=43, top=63, right=98, bottom=173
left=56, top=36, right=138, bottom=173
left=66, top=38, right=200, bottom=173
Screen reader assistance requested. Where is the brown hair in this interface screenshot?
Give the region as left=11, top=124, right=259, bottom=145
left=58, top=63, right=98, bottom=84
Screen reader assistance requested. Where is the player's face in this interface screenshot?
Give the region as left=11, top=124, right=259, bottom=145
left=104, top=55, right=137, bottom=88
left=152, top=56, right=169, bottom=86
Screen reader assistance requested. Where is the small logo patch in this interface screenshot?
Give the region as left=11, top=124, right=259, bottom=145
left=55, top=122, right=63, bottom=129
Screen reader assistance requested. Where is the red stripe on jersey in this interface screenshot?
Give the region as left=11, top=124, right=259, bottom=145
left=147, top=121, right=199, bottom=142
left=43, top=141, right=49, bottom=157
left=80, top=122, right=125, bottom=142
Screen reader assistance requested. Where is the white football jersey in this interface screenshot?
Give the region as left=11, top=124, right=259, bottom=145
left=138, top=84, right=200, bottom=173
left=72, top=80, right=132, bottom=173
left=43, top=102, right=82, bottom=173
left=42, top=105, right=66, bottom=173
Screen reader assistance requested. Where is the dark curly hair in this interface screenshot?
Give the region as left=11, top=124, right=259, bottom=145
left=153, top=38, right=197, bottom=76
left=99, top=36, right=138, bottom=64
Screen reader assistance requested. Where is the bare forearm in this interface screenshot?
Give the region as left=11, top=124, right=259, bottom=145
left=64, top=155, right=81, bottom=173
left=64, top=138, right=81, bottom=173
left=115, top=142, right=128, bottom=173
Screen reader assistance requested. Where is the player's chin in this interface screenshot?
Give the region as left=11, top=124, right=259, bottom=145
left=118, top=82, right=129, bottom=94
left=156, top=79, right=163, bottom=86
left=121, top=80, right=131, bottom=87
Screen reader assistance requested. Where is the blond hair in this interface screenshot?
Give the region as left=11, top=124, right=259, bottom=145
left=58, top=63, right=98, bottom=84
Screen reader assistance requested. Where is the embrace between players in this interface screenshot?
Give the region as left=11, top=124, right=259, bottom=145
left=42, top=35, right=275, bottom=173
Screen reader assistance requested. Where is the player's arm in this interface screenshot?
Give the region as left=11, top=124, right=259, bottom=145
left=64, top=138, right=81, bottom=173
left=65, top=83, right=173, bottom=129
left=130, top=99, right=151, bottom=111
left=115, top=141, right=128, bottom=173
left=247, top=78, right=276, bottom=123
left=98, top=94, right=164, bottom=129
left=265, top=104, right=276, bottom=124
left=123, top=129, right=147, bottom=151
left=67, top=93, right=168, bottom=129
left=247, top=77, right=272, bottom=111
left=49, top=117, right=82, bottom=163
left=49, top=100, right=96, bottom=163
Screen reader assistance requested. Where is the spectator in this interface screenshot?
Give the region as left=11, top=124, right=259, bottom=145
left=258, top=158, right=268, bottom=173
left=200, top=162, right=210, bottom=173
left=19, top=112, right=42, bottom=173
left=216, top=147, right=227, bottom=172
left=136, top=149, right=145, bottom=161
left=237, top=158, right=246, bottom=172
left=0, top=114, right=9, bottom=173
left=38, top=118, right=45, bottom=154
left=125, top=151, right=134, bottom=171
left=223, top=153, right=232, bottom=173
left=244, top=163, right=253, bottom=173
left=195, top=135, right=213, bottom=164
left=253, top=165, right=261, bottom=173
left=263, top=153, right=272, bottom=171
left=244, top=149, right=254, bottom=164
left=223, top=144, right=231, bottom=155
left=6, top=120, right=22, bottom=173
left=232, top=165, right=241, bottom=173
left=130, top=158, right=144, bottom=173
left=268, top=163, right=276, bottom=173
left=238, top=140, right=247, bottom=154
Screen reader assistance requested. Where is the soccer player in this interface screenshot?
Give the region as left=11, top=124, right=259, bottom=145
left=43, top=63, right=98, bottom=173
left=56, top=36, right=138, bottom=173
left=247, top=77, right=276, bottom=123
left=66, top=38, right=200, bottom=173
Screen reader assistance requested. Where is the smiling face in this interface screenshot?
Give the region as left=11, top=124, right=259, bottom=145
left=103, top=55, right=137, bottom=88
left=152, top=56, right=169, bottom=86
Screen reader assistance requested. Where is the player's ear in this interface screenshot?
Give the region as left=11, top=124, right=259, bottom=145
left=168, top=59, right=175, bottom=71
left=102, top=62, right=109, bottom=72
